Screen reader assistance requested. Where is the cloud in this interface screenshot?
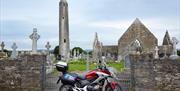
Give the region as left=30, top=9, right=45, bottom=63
left=0, top=0, right=180, bottom=50
left=87, top=17, right=180, bottom=48
left=88, top=17, right=180, bottom=30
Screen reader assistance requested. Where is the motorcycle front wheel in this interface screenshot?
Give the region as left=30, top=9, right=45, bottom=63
left=59, top=85, right=73, bottom=91
left=105, top=84, right=122, bottom=91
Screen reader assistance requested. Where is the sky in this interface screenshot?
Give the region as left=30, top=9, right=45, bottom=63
left=0, top=0, right=180, bottom=50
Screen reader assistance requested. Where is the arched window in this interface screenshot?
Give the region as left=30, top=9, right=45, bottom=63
left=130, top=39, right=142, bottom=52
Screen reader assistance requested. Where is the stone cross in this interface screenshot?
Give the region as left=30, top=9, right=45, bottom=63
left=163, top=45, right=168, bottom=58
left=171, top=37, right=179, bottom=56
left=1, top=41, right=5, bottom=52
left=154, top=46, right=159, bottom=59
left=45, top=42, right=51, bottom=55
left=29, top=28, right=40, bottom=54
left=11, top=42, right=18, bottom=59
left=102, top=56, right=106, bottom=66
left=73, top=49, right=76, bottom=58
left=45, top=42, right=51, bottom=64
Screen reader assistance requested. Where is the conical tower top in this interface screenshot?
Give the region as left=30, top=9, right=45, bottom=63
left=60, top=0, right=68, bottom=4
left=60, top=0, right=67, bottom=2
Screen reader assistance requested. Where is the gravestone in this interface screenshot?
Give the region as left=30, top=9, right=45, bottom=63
left=1, top=41, right=5, bottom=52
left=102, top=56, right=107, bottom=67
left=170, top=37, right=179, bottom=59
left=154, top=46, right=159, bottom=59
left=86, top=53, right=89, bottom=71
left=73, top=49, right=76, bottom=58
left=11, top=43, right=18, bottom=59
left=29, top=28, right=40, bottom=54
left=45, top=42, right=51, bottom=55
left=73, top=49, right=78, bottom=60
left=162, top=45, right=168, bottom=59
left=0, top=42, right=7, bottom=58
left=77, top=49, right=79, bottom=59
left=45, top=42, right=51, bottom=64
left=124, top=55, right=130, bottom=68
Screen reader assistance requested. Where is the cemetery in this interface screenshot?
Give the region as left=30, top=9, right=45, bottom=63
left=0, top=0, right=180, bottom=91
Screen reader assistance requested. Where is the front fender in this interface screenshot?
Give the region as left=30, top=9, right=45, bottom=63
left=102, top=77, right=117, bottom=91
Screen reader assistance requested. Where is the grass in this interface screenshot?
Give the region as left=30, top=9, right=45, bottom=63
left=68, top=59, right=125, bottom=72
left=106, top=60, right=125, bottom=71
left=52, top=59, right=125, bottom=74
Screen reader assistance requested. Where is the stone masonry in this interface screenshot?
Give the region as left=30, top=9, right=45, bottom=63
left=0, top=55, right=46, bottom=91
left=129, top=54, right=180, bottom=91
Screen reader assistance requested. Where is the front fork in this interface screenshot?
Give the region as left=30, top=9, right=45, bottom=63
left=57, top=76, right=61, bottom=84
left=102, top=77, right=119, bottom=91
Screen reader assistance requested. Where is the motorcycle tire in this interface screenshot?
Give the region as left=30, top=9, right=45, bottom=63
left=59, top=84, right=73, bottom=91
left=105, top=84, right=122, bottom=91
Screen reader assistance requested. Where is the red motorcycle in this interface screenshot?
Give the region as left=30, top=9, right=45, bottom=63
left=55, top=61, right=122, bottom=91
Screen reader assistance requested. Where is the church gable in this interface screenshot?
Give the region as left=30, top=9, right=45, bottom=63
left=118, top=18, right=157, bottom=56
left=162, top=31, right=172, bottom=45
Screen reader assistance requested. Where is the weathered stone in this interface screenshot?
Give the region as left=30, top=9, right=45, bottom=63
left=175, top=88, right=180, bottom=91
left=129, top=54, right=180, bottom=91
left=59, top=0, right=70, bottom=61
left=118, top=19, right=158, bottom=58
left=0, top=55, right=46, bottom=91
left=29, top=28, right=40, bottom=54
left=92, top=32, right=102, bottom=61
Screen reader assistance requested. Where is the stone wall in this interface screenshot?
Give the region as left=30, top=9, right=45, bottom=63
left=0, top=55, right=46, bottom=91
left=102, top=45, right=118, bottom=60
left=129, top=54, right=180, bottom=91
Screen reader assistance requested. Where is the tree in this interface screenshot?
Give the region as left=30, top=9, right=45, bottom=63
left=88, top=51, right=92, bottom=55
left=53, top=46, right=59, bottom=58
left=72, top=47, right=84, bottom=56
left=177, top=50, right=180, bottom=56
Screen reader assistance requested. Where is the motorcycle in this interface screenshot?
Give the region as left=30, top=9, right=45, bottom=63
left=55, top=61, right=122, bottom=91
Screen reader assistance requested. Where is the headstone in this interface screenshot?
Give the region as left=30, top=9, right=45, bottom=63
left=124, top=55, right=130, bottom=68
left=45, top=42, right=51, bottom=64
left=170, top=37, right=179, bottom=59
left=86, top=53, right=89, bottom=71
left=29, top=28, right=40, bottom=54
left=20, top=51, right=25, bottom=55
left=73, top=49, right=77, bottom=60
left=154, top=46, right=159, bottom=59
left=0, top=41, right=7, bottom=58
left=81, top=52, right=85, bottom=59
left=102, top=56, right=106, bottom=66
left=45, top=42, right=51, bottom=54
left=11, top=42, right=18, bottom=59
left=162, top=45, right=168, bottom=58
left=118, top=55, right=122, bottom=62
left=77, top=49, right=80, bottom=59
left=79, top=54, right=82, bottom=59
left=1, top=41, right=5, bottom=52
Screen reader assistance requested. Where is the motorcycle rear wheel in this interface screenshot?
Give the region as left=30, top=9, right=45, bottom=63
left=59, top=85, right=73, bottom=91
left=105, top=84, right=122, bottom=91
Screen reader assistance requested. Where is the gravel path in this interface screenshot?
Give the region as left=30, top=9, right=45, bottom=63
left=45, top=74, right=61, bottom=91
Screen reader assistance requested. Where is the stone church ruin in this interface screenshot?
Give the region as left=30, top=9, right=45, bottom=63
left=93, top=18, right=174, bottom=61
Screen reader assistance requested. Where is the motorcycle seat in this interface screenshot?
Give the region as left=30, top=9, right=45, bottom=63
left=77, top=75, right=86, bottom=80
left=67, top=73, right=86, bottom=80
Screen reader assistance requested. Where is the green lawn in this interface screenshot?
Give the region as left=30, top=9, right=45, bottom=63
left=68, top=60, right=125, bottom=72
